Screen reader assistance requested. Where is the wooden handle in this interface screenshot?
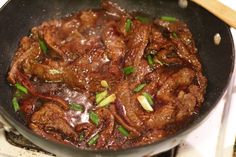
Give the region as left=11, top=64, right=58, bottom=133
left=191, top=0, right=236, bottom=29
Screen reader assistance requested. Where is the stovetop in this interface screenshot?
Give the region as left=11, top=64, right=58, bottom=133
left=0, top=128, right=177, bottom=157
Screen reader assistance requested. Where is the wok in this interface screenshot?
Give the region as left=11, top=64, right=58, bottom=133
left=0, top=0, right=234, bottom=156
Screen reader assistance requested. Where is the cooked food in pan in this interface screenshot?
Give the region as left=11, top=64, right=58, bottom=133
left=7, top=0, right=207, bottom=150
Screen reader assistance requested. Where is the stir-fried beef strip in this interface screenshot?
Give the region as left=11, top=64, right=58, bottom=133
left=7, top=0, right=207, bottom=150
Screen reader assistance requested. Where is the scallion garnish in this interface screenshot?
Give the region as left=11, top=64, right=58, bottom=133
left=154, top=58, right=166, bottom=66
left=97, top=94, right=116, bottom=107
left=15, top=90, right=24, bottom=98
left=89, top=111, right=100, bottom=126
left=49, top=69, right=62, bottom=75
left=12, top=97, right=20, bottom=112
left=88, top=134, right=99, bottom=146
left=15, top=83, right=28, bottom=94
left=137, top=95, right=153, bottom=112
left=101, top=80, right=109, bottom=88
left=95, top=90, right=108, bottom=104
left=147, top=54, right=154, bottom=66
left=142, top=92, right=154, bottom=106
left=123, top=66, right=135, bottom=75
left=172, top=32, right=178, bottom=38
left=39, top=38, right=48, bottom=54
left=134, top=83, right=146, bottom=93
left=79, top=132, right=84, bottom=141
left=118, top=125, right=129, bottom=137
left=125, top=19, right=132, bottom=33
left=160, top=16, right=177, bottom=22
left=70, top=103, right=83, bottom=112
left=135, top=16, right=151, bottom=23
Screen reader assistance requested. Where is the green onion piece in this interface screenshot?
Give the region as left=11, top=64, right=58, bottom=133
left=137, top=95, right=153, bottom=112
left=95, top=90, right=108, bottom=104
left=135, top=16, right=151, bottom=23
left=154, top=58, right=165, bottom=66
left=118, top=126, right=129, bottom=137
left=89, top=111, right=100, bottom=126
left=101, top=80, right=109, bottom=88
left=49, top=69, right=62, bottom=75
left=134, top=83, right=146, bottom=93
left=142, top=92, right=154, bottom=106
left=79, top=132, right=84, bottom=141
left=70, top=103, right=83, bottom=111
left=125, top=19, right=132, bottom=33
left=172, top=32, right=178, bottom=38
left=39, top=38, right=48, bottom=54
left=123, top=66, right=135, bottom=75
left=15, top=83, right=28, bottom=94
left=97, top=94, right=116, bottom=107
left=88, top=134, right=99, bottom=146
left=15, top=90, right=24, bottom=98
left=147, top=54, right=154, bottom=66
left=160, top=16, right=177, bottom=22
left=12, top=97, right=20, bottom=112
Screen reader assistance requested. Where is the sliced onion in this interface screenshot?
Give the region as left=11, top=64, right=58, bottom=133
left=137, top=95, right=154, bottom=112
left=98, top=94, right=116, bottom=107
left=101, top=80, right=109, bottom=88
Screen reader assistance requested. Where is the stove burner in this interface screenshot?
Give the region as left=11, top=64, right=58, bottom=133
left=4, top=131, right=177, bottom=157
left=5, top=131, right=55, bottom=156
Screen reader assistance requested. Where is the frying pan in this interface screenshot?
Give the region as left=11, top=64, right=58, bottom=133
left=0, top=0, right=234, bottom=156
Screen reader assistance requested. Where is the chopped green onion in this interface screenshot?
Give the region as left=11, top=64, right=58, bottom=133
left=15, top=83, right=28, bottom=94
left=49, top=69, right=62, bottom=75
left=147, top=54, right=154, bottom=66
left=125, top=19, right=132, bottom=33
left=137, top=95, right=153, bottom=112
left=79, top=132, right=84, bottom=141
left=160, top=16, right=177, bottom=22
left=135, top=16, right=151, bottom=23
left=39, top=38, right=48, bottom=54
left=142, top=92, right=154, bottom=106
left=12, top=97, right=20, bottom=112
left=88, top=134, right=99, bottom=146
left=70, top=103, right=83, bottom=111
left=123, top=66, right=135, bottom=75
left=172, top=32, right=178, bottom=38
left=134, top=83, right=146, bottom=93
left=118, top=126, right=129, bottom=137
left=154, top=58, right=166, bottom=66
left=15, top=90, right=24, bottom=98
left=97, top=94, right=116, bottom=107
left=101, top=80, right=109, bottom=88
left=89, top=111, right=100, bottom=126
left=96, top=90, right=108, bottom=104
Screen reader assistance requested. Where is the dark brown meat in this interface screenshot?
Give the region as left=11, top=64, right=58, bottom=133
left=16, top=71, right=69, bottom=110
left=32, top=10, right=101, bottom=61
left=125, top=20, right=151, bottom=68
left=102, top=21, right=126, bottom=62
left=8, top=0, right=207, bottom=150
left=8, top=37, right=41, bottom=84
left=156, top=68, right=195, bottom=103
left=30, top=102, right=78, bottom=143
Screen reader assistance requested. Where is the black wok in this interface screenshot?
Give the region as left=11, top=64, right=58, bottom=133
left=0, top=0, right=234, bottom=156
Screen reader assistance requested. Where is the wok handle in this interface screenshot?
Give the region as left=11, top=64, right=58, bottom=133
left=191, top=0, right=236, bottom=29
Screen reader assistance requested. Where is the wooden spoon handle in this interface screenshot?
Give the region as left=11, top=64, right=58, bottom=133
left=191, top=0, right=236, bottom=29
